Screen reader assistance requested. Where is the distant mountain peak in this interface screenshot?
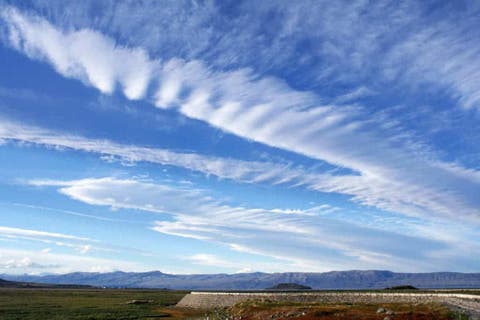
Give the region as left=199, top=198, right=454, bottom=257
left=1, top=270, right=479, bottom=290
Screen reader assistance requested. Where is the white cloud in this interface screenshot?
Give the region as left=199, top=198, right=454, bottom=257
left=0, top=2, right=478, bottom=274
left=78, top=245, right=92, bottom=254
left=0, top=257, right=48, bottom=269
left=184, top=254, right=281, bottom=273
left=383, top=23, right=480, bottom=110
left=235, top=268, right=253, bottom=274
left=0, top=118, right=291, bottom=184
left=186, top=254, right=234, bottom=268
left=1, top=6, right=480, bottom=226
left=151, top=58, right=480, bottom=224
left=333, top=86, right=376, bottom=104
left=10, top=202, right=140, bottom=224
left=0, top=248, right=147, bottom=274
left=0, top=225, right=145, bottom=258
left=0, top=6, right=155, bottom=99
left=5, top=1, right=480, bottom=111
left=2, top=114, right=480, bottom=229
left=0, top=209, right=163, bottom=274
left=28, top=177, right=480, bottom=272
left=0, top=225, right=102, bottom=257
left=0, top=226, right=91, bottom=241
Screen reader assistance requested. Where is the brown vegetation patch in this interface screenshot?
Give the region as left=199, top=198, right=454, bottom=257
left=154, top=306, right=205, bottom=319
left=226, top=302, right=455, bottom=320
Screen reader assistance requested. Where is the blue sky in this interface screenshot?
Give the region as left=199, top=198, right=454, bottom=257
left=0, top=0, right=479, bottom=275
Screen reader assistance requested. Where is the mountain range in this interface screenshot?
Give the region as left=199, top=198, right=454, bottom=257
left=2, top=270, right=480, bottom=290
left=0, top=277, right=94, bottom=289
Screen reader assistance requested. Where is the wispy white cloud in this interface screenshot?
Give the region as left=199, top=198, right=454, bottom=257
left=383, top=22, right=480, bottom=110
left=1, top=6, right=480, bottom=227
left=0, top=118, right=290, bottom=184
left=27, top=177, right=480, bottom=272
left=0, top=248, right=148, bottom=274
left=0, top=225, right=101, bottom=256
left=0, top=225, right=91, bottom=241
left=333, top=86, right=376, bottom=104
left=7, top=202, right=141, bottom=224
left=0, top=6, right=155, bottom=99
left=0, top=224, right=154, bottom=261
left=0, top=256, right=57, bottom=270
left=78, top=244, right=92, bottom=254
left=183, top=253, right=283, bottom=273
left=151, top=58, right=480, bottom=223
left=1, top=109, right=480, bottom=227
left=186, top=254, right=235, bottom=268
left=14, top=1, right=480, bottom=110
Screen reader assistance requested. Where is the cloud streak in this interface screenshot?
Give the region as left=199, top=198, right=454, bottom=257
left=1, top=5, right=480, bottom=274
left=9, top=1, right=480, bottom=110
left=0, top=248, right=148, bottom=274
left=0, top=225, right=101, bottom=255
left=27, top=177, right=480, bottom=272
left=0, top=225, right=91, bottom=241
left=2, top=117, right=479, bottom=225
left=0, top=6, right=155, bottom=99
left=0, top=222, right=155, bottom=260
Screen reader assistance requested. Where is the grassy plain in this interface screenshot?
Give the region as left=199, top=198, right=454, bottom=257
left=0, top=288, right=201, bottom=320
left=0, top=288, right=474, bottom=320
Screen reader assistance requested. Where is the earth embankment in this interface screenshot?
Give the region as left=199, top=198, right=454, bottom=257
left=177, top=291, right=480, bottom=317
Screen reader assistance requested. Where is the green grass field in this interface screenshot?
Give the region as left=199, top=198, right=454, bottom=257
left=0, top=288, right=194, bottom=320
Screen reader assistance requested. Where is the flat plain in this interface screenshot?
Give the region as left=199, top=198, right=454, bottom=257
left=0, top=288, right=201, bottom=320
left=0, top=288, right=477, bottom=320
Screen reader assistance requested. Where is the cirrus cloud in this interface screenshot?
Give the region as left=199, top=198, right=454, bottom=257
left=27, top=176, right=480, bottom=272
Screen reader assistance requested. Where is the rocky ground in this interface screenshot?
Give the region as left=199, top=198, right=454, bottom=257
left=203, top=302, right=463, bottom=320
left=178, top=292, right=480, bottom=320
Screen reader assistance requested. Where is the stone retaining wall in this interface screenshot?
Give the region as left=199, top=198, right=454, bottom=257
left=176, top=291, right=480, bottom=309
